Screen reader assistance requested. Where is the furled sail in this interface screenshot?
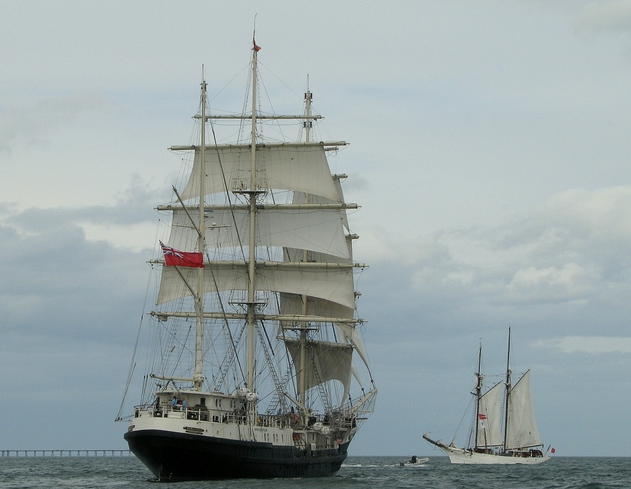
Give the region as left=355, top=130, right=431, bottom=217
left=505, top=370, right=542, bottom=449
left=476, top=381, right=504, bottom=447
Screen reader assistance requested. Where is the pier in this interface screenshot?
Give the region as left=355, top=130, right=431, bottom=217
left=1, top=450, right=131, bottom=457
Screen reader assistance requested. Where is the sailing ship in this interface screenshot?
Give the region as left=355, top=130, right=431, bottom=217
left=423, top=329, right=550, bottom=464
left=119, top=39, right=377, bottom=480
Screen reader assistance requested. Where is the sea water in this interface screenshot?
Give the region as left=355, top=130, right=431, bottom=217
left=0, top=456, right=629, bottom=488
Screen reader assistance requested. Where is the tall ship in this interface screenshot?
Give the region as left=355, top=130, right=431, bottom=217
left=423, top=329, right=550, bottom=464
left=119, top=39, right=377, bottom=480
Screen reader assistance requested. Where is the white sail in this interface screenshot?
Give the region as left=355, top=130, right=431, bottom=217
left=180, top=145, right=343, bottom=202
left=157, top=263, right=356, bottom=309
left=279, top=293, right=354, bottom=320
left=505, top=370, right=542, bottom=449
left=283, top=338, right=353, bottom=400
left=335, top=323, right=370, bottom=370
left=293, top=185, right=351, bottom=236
left=167, top=206, right=351, bottom=259
left=476, top=381, right=504, bottom=447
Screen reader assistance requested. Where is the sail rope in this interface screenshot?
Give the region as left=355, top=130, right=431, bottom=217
left=214, top=321, right=247, bottom=392
left=255, top=320, right=287, bottom=411
left=204, top=107, right=251, bottom=393
left=115, top=234, right=162, bottom=420
left=257, top=70, right=285, bottom=142
left=310, top=350, right=334, bottom=414
left=238, top=60, right=252, bottom=144
left=206, top=62, right=249, bottom=108
left=207, top=107, right=249, bottom=269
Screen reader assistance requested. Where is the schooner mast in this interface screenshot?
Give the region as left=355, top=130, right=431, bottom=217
left=503, top=327, right=512, bottom=453
left=473, top=342, right=484, bottom=449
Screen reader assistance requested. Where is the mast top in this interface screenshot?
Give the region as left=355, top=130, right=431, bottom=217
left=252, top=14, right=261, bottom=52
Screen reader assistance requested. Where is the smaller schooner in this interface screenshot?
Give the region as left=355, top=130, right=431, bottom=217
left=423, top=328, right=551, bottom=464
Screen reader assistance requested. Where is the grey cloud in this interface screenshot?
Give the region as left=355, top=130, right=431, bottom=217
left=0, top=93, right=107, bottom=155
left=6, top=176, right=167, bottom=233
left=0, top=206, right=152, bottom=344
left=574, top=0, right=631, bottom=38
left=360, top=186, right=631, bottom=343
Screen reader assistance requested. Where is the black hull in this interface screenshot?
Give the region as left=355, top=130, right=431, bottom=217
left=124, top=429, right=349, bottom=480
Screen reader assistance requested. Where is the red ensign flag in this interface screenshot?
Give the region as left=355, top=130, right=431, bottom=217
left=160, top=242, right=204, bottom=268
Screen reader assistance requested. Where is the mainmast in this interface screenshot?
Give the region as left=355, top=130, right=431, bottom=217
left=193, top=76, right=207, bottom=391
left=298, top=80, right=313, bottom=410
left=246, top=40, right=260, bottom=391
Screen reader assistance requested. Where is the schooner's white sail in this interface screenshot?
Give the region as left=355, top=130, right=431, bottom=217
left=118, top=39, right=377, bottom=480
left=423, top=329, right=550, bottom=465
left=476, top=381, right=503, bottom=448
left=506, top=370, right=542, bottom=450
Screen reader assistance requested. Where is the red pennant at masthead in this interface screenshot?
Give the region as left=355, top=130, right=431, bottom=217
left=160, top=242, right=204, bottom=268
left=253, top=38, right=261, bottom=52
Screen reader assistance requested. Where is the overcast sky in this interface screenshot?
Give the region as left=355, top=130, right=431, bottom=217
left=2, top=0, right=631, bottom=458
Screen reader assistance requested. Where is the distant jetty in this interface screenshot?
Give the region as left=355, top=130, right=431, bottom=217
left=1, top=450, right=131, bottom=457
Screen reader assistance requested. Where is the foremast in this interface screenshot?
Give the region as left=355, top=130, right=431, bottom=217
left=150, top=78, right=208, bottom=391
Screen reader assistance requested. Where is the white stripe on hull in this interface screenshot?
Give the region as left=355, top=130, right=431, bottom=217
left=442, top=447, right=550, bottom=465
